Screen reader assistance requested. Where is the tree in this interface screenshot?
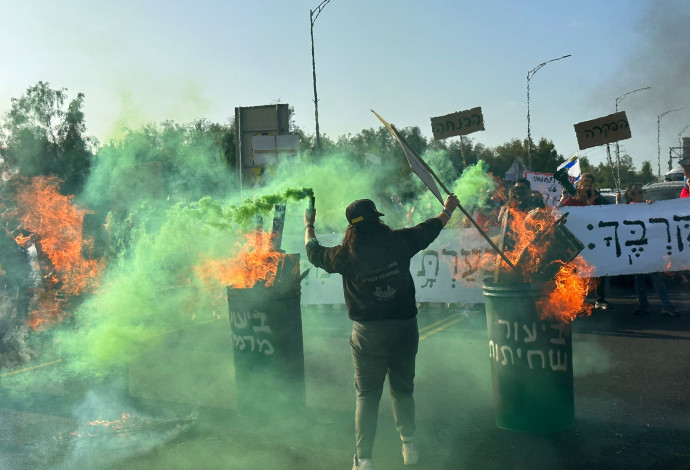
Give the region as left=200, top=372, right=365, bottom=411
left=483, top=137, right=565, bottom=177
left=0, top=81, right=95, bottom=195
left=639, top=161, right=656, bottom=184
left=531, top=138, right=564, bottom=173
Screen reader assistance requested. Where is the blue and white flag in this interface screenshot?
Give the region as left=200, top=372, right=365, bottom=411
left=557, top=155, right=581, bottom=184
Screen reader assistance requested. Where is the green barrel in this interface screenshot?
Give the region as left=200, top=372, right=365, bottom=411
left=482, top=279, right=574, bottom=432
left=226, top=256, right=306, bottom=418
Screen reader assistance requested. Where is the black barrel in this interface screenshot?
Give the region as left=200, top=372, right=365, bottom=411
left=482, top=279, right=574, bottom=432
left=226, top=254, right=306, bottom=417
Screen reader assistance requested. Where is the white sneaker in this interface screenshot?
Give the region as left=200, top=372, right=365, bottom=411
left=401, top=438, right=419, bottom=465
left=352, top=454, right=374, bottom=469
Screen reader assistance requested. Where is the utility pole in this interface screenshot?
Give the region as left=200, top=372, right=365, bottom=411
left=669, top=125, right=690, bottom=170
left=613, top=87, right=650, bottom=189
left=657, top=108, right=685, bottom=180
left=310, top=0, right=332, bottom=154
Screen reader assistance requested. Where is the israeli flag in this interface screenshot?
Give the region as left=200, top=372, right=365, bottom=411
left=557, top=155, right=581, bottom=184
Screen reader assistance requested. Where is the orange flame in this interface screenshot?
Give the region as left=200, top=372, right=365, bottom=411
left=27, top=291, right=67, bottom=331
left=537, top=258, right=594, bottom=322
left=497, top=207, right=594, bottom=323
left=89, top=412, right=132, bottom=428
left=196, top=230, right=285, bottom=289
left=13, top=176, right=104, bottom=296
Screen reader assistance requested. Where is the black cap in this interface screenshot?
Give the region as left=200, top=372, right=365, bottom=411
left=346, top=199, right=384, bottom=225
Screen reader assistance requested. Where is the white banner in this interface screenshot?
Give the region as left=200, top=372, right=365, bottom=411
left=290, top=199, right=690, bottom=304
left=558, top=198, right=690, bottom=276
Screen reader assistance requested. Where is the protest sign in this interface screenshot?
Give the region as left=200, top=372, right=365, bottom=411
left=574, top=111, right=631, bottom=150
left=524, top=171, right=563, bottom=207
left=430, top=107, right=485, bottom=139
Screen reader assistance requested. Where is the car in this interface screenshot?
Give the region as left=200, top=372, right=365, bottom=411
left=663, top=167, right=684, bottom=182
left=643, top=181, right=685, bottom=201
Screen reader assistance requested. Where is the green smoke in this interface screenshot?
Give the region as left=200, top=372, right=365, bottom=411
left=54, top=189, right=315, bottom=377
left=79, top=121, right=235, bottom=215
left=226, top=187, right=313, bottom=226
left=55, top=199, right=226, bottom=376
left=269, top=150, right=390, bottom=231
left=13, top=121, right=494, bottom=381
left=452, top=159, right=495, bottom=210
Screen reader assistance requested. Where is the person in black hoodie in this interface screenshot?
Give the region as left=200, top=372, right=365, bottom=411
left=304, top=194, right=459, bottom=470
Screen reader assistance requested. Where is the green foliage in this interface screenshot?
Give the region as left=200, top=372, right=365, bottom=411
left=0, top=81, right=95, bottom=194
left=639, top=161, right=656, bottom=184
left=576, top=153, right=656, bottom=190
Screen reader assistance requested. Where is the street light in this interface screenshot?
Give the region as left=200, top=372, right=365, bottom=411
left=526, top=54, right=571, bottom=170
left=657, top=107, right=685, bottom=179
left=613, top=86, right=651, bottom=187
left=310, top=0, right=333, bottom=153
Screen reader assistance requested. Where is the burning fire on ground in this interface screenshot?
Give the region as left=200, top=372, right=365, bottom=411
left=67, top=411, right=196, bottom=441
left=81, top=412, right=134, bottom=436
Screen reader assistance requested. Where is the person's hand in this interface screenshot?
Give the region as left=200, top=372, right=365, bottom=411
left=444, top=194, right=459, bottom=214
left=304, top=209, right=316, bottom=227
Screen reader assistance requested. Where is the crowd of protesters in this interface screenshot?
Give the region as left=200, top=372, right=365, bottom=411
left=378, top=168, right=687, bottom=317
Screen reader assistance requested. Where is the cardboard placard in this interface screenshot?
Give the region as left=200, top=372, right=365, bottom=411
left=430, top=107, right=484, bottom=139
left=574, top=111, right=631, bottom=150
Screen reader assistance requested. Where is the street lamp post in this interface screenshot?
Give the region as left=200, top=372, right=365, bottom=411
left=526, top=54, right=571, bottom=170
left=657, top=108, right=685, bottom=180
left=613, top=87, right=650, bottom=188
left=310, top=0, right=332, bottom=153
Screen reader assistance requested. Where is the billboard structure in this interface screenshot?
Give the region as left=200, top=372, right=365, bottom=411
left=234, top=104, right=300, bottom=189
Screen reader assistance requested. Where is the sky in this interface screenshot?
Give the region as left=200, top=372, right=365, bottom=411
left=1, top=0, right=689, bottom=177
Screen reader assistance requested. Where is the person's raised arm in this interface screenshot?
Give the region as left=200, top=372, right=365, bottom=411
left=436, top=194, right=459, bottom=227
left=304, top=207, right=316, bottom=245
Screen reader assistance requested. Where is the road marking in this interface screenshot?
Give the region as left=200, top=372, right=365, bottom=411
left=420, top=314, right=466, bottom=341
left=0, top=359, right=62, bottom=378
left=419, top=313, right=460, bottom=334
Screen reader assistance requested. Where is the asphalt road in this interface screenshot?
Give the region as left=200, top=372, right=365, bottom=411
left=1, top=276, right=689, bottom=469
